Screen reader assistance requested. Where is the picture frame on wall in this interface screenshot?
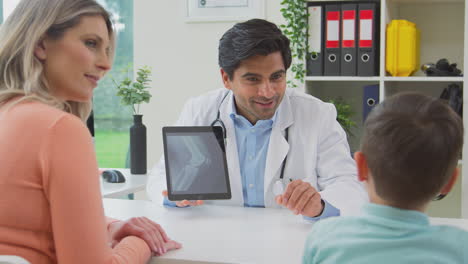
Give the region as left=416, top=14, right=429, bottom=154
left=185, top=0, right=265, bottom=23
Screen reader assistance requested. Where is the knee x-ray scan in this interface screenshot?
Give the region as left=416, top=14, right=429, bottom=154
left=163, top=126, right=231, bottom=200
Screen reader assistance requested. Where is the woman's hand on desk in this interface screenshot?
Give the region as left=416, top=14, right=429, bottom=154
left=162, top=190, right=204, bottom=207
left=108, top=217, right=182, bottom=256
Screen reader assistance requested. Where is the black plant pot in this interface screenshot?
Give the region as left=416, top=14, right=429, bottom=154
left=130, top=114, right=147, bottom=174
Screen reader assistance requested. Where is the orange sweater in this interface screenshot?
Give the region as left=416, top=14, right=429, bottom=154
left=0, top=99, right=151, bottom=263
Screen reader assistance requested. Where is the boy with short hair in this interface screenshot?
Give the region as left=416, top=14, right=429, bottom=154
left=303, top=92, right=467, bottom=263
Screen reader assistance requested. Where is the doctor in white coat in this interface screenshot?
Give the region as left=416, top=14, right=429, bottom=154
left=147, top=19, right=367, bottom=219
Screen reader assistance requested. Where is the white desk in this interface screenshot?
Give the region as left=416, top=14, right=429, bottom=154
left=103, top=198, right=313, bottom=264
left=103, top=199, right=468, bottom=264
left=430, top=217, right=468, bottom=230
left=100, top=169, right=148, bottom=198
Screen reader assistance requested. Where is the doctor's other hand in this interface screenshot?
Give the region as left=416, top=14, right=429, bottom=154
left=162, top=190, right=204, bottom=207
left=275, top=180, right=324, bottom=218
left=108, top=217, right=182, bottom=256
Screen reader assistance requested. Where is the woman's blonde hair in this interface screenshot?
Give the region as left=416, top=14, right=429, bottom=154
left=0, top=0, right=115, bottom=121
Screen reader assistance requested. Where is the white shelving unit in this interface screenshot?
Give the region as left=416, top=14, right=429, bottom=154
left=305, top=0, right=467, bottom=218
left=306, top=76, right=381, bottom=81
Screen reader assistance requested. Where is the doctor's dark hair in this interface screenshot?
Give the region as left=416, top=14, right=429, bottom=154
left=218, top=19, right=292, bottom=80
left=361, top=92, right=463, bottom=208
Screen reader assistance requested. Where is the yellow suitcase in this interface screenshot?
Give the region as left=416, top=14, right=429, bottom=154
left=386, top=20, right=420, bottom=77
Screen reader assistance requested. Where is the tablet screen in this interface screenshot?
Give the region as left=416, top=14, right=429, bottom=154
left=163, top=126, right=231, bottom=201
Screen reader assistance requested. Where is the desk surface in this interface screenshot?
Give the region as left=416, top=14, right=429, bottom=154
left=103, top=199, right=468, bottom=264
left=103, top=198, right=313, bottom=264
left=100, top=169, right=148, bottom=198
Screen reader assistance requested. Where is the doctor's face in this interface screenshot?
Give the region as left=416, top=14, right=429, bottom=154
left=221, top=51, right=287, bottom=125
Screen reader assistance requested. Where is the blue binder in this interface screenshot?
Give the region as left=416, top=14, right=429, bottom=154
left=363, top=84, right=379, bottom=122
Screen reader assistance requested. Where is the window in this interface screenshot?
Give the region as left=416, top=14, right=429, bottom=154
left=94, top=0, right=134, bottom=168
left=2, top=0, right=20, bottom=22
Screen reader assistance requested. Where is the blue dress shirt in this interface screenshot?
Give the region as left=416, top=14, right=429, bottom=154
left=229, top=111, right=274, bottom=207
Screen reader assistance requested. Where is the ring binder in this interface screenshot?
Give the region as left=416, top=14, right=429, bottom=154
left=341, top=3, right=358, bottom=76
left=357, top=3, right=379, bottom=76
left=306, top=4, right=324, bottom=76
left=324, top=4, right=341, bottom=76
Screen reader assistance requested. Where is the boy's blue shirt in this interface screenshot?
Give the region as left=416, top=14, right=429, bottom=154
left=303, top=203, right=468, bottom=264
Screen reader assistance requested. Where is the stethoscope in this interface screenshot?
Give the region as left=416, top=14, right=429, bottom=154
left=210, top=91, right=290, bottom=196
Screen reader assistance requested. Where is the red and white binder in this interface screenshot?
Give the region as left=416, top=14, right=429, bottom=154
left=341, top=3, right=357, bottom=76
left=357, top=3, right=378, bottom=76
left=324, top=4, right=341, bottom=76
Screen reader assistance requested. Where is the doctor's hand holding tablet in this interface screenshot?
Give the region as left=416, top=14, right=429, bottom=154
left=162, top=190, right=204, bottom=207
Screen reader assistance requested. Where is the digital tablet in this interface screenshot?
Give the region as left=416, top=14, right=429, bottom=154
left=162, top=126, right=231, bottom=201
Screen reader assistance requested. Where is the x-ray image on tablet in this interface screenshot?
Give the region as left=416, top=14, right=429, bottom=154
left=162, top=126, right=231, bottom=201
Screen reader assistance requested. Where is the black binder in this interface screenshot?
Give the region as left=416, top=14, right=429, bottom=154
left=323, top=4, right=341, bottom=76
left=357, top=2, right=379, bottom=76
left=340, top=3, right=358, bottom=76
left=306, top=4, right=324, bottom=76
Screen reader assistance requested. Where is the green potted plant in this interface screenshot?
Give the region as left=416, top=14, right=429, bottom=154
left=114, top=65, right=152, bottom=174
left=327, top=97, right=356, bottom=139
left=280, top=0, right=309, bottom=89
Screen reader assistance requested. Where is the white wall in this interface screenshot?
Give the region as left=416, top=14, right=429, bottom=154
left=134, top=1, right=285, bottom=168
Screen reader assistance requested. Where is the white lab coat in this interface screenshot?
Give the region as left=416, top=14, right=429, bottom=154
left=147, top=88, right=368, bottom=215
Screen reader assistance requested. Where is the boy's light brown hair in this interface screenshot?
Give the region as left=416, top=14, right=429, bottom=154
left=361, top=92, right=464, bottom=208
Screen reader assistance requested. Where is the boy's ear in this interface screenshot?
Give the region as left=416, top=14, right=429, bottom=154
left=34, top=38, right=47, bottom=61
left=440, top=167, right=459, bottom=195
left=354, top=151, right=369, bottom=182
left=220, top=68, right=232, bottom=90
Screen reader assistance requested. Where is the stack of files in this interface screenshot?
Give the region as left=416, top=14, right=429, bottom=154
left=305, top=1, right=379, bottom=76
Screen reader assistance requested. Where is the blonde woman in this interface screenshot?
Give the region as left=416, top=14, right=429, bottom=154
left=0, top=0, right=180, bottom=263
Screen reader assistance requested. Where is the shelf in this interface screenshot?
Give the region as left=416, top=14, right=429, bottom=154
left=305, top=0, right=467, bottom=218
left=305, top=76, right=464, bottom=82
left=305, top=76, right=380, bottom=81
left=390, top=0, right=463, bottom=3
left=383, top=77, right=464, bottom=82
left=304, top=0, right=463, bottom=2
